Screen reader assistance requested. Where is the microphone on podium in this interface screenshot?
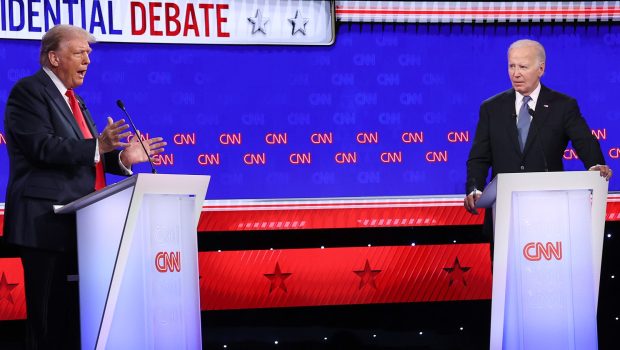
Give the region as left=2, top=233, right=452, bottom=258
left=116, top=99, right=157, bottom=174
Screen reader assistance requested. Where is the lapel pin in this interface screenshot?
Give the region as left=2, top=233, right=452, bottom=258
left=544, top=104, right=549, bottom=108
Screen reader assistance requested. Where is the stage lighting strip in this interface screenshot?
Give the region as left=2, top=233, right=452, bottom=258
left=334, top=1, right=620, bottom=23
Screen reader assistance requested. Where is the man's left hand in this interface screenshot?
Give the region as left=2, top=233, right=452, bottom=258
left=589, top=164, right=613, bottom=181
left=120, top=132, right=167, bottom=167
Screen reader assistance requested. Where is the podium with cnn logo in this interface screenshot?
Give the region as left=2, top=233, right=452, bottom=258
left=56, top=174, right=210, bottom=350
left=476, top=171, right=608, bottom=350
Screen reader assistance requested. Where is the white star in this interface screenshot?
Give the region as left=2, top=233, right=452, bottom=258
left=288, top=10, right=309, bottom=36
left=248, top=9, right=269, bottom=35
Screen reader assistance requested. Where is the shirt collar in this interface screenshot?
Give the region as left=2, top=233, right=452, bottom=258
left=515, top=82, right=541, bottom=109
left=42, top=66, right=69, bottom=97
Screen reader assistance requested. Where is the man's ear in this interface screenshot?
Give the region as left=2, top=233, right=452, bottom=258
left=538, top=61, right=546, bottom=78
left=48, top=51, right=59, bottom=67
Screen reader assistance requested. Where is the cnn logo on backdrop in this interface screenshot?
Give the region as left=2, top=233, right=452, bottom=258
left=155, top=251, right=181, bottom=272
left=522, top=242, right=563, bottom=261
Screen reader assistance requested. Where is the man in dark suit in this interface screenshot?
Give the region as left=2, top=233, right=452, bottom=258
left=3, top=24, right=166, bottom=349
left=464, top=39, right=612, bottom=233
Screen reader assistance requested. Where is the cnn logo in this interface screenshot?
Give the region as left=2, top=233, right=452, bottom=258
left=155, top=251, right=181, bottom=272
left=522, top=242, right=563, bottom=261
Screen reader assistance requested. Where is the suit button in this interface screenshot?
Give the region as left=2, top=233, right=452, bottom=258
left=520, top=165, right=525, bottom=170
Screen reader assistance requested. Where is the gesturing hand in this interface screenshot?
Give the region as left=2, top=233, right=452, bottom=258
left=120, top=132, right=167, bottom=167
left=98, top=117, right=132, bottom=154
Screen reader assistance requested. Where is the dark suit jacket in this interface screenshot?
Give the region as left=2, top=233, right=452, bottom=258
left=466, top=85, right=605, bottom=195
left=466, top=85, right=605, bottom=239
left=3, top=69, right=125, bottom=251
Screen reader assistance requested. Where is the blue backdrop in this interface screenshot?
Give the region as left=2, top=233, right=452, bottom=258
left=1, top=23, right=619, bottom=200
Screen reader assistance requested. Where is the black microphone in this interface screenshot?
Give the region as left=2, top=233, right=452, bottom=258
left=527, top=107, right=535, bottom=117
left=116, top=99, right=157, bottom=174
left=78, top=99, right=87, bottom=112
left=527, top=107, right=549, bottom=172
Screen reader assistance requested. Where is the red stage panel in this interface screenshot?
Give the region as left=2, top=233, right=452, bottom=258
left=0, top=258, right=26, bottom=320
left=198, top=206, right=485, bottom=232
left=0, top=243, right=492, bottom=319
left=607, top=197, right=620, bottom=221
left=199, top=244, right=492, bottom=310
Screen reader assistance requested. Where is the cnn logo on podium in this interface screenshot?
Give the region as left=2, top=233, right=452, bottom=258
left=155, top=251, right=181, bottom=272
left=522, top=242, right=563, bottom=261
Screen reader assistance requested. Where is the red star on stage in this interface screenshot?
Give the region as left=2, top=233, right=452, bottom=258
left=443, top=257, right=471, bottom=286
left=354, top=259, right=382, bottom=290
left=0, top=272, right=18, bottom=304
left=264, top=262, right=292, bottom=293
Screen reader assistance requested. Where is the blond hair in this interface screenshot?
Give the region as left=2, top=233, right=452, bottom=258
left=40, top=25, right=95, bottom=67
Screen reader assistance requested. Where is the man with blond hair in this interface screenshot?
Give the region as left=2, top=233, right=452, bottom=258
left=3, top=24, right=166, bottom=348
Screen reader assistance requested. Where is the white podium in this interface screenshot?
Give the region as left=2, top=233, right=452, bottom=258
left=56, top=174, right=210, bottom=350
left=476, top=171, right=608, bottom=350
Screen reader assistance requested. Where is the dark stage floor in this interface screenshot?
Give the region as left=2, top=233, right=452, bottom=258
left=0, top=296, right=617, bottom=349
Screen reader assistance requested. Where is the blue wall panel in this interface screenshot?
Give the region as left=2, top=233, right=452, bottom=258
left=1, top=23, right=618, bottom=200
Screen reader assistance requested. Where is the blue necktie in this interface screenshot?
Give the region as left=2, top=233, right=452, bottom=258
left=517, top=96, right=532, bottom=151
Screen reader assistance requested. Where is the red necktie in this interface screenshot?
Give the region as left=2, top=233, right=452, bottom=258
left=65, top=89, right=106, bottom=191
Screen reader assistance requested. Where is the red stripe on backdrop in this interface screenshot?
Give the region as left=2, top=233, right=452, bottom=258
left=2, top=195, right=620, bottom=236
left=198, top=206, right=485, bottom=232
left=0, top=258, right=27, bottom=320
left=199, top=244, right=492, bottom=311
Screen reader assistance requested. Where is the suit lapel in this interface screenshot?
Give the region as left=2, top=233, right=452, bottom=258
left=76, top=94, right=99, bottom=137
left=36, top=70, right=84, bottom=139
left=502, top=89, right=522, bottom=155
left=523, top=85, right=551, bottom=156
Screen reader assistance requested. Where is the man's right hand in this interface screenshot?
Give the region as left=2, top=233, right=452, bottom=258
left=464, top=191, right=482, bottom=215
left=98, top=117, right=132, bottom=154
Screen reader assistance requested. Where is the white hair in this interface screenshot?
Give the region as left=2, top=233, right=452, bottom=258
left=508, top=39, right=546, bottom=64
